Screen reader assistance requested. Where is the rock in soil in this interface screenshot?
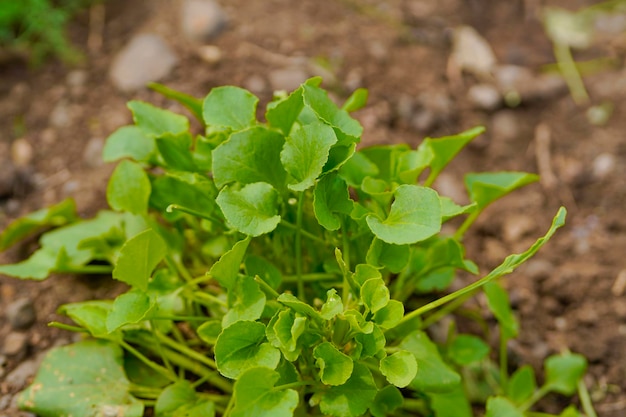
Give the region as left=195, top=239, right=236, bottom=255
left=268, top=67, right=309, bottom=92
left=450, top=25, right=497, bottom=79
left=3, top=332, right=28, bottom=356
left=467, top=83, right=501, bottom=111
left=6, top=298, right=37, bottom=331
left=181, top=0, right=228, bottom=42
left=109, top=34, right=178, bottom=92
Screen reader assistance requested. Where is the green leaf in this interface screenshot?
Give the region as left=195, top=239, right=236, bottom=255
left=319, top=363, right=377, bottom=417
left=128, top=100, right=189, bottom=137
left=440, top=197, right=476, bottom=222
left=150, top=172, right=219, bottom=220
left=465, top=171, right=539, bottom=209
left=266, top=309, right=306, bottom=361
left=485, top=396, right=524, bottom=417
left=18, top=340, right=143, bottom=417
left=313, top=172, right=354, bottom=230
left=359, top=145, right=410, bottom=183
left=231, top=367, right=299, bottom=417
left=302, top=83, right=363, bottom=141
left=314, top=342, right=354, bottom=386
left=244, top=255, right=282, bottom=289
left=370, top=385, right=403, bottom=417
left=373, top=300, right=404, bottom=330
left=366, top=238, right=410, bottom=273
left=320, top=289, right=343, bottom=320
left=214, top=321, right=280, bottom=379
left=448, top=334, right=490, bottom=366
left=342, top=88, right=368, bottom=113
left=366, top=185, right=442, bottom=245
left=203, top=86, right=258, bottom=131
left=354, top=324, right=386, bottom=359
left=59, top=300, right=117, bottom=340
left=197, top=320, right=222, bottom=346
left=429, top=384, right=473, bottom=417
left=338, top=151, right=379, bottom=187
left=544, top=352, right=587, bottom=395
left=106, top=289, right=155, bottom=333
left=266, top=88, right=304, bottom=135
left=155, top=380, right=215, bottom=417
left=223, top=275, right=266, bottom=328
left=484, top=281, right=519, bottom=339
left=281, top=121, right=338, bottom=191
left=107, top=160, right=151, bottom=215
left=112, top=229, right=167, bottom=291
left=397, top=146, right=433, bottom=184
left=155, top=132, right=198, bottom=172
left=507, top=365, right=536, bottom=404
left=148, top=82, right=204, bottom=124
left=423, top=126, right=485, bottom=184
left=209, top=237, right=251, bottom=291
left=0, top=198, right=77, bottom=251
left=103, top=125, right=155, bottom=163
left=380, top=351, right=418, bottom=388
left=399, top=331, right=461, bottom=392
left=277, top=293, right=322, bottom=320
left=559, top=405, right=583, bottom=417
left=360, top=277, right=390, bottom=314
left=212, top=126, right=286, bottom=189
left=216, top=183, right=281, bottom=236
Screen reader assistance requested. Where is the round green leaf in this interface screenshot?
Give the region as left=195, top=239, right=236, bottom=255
left=485, top=396, right=524, bottom=417
left=373, top=300, right=404, bottom=330
left=319, top=363, right=377, bottom=417
left=360, top=278, right=390, bottom=314
left=449, top=334, right=490, bottom=366
left=106, top=160, right=151, bottom=215
left=216, top=183, right=281, bottom=236
left=380, top=350, right=418, bottom=388
left=314, top=342, right=354, bottom=386
left=544, top=352, right=587, bottom=395
left=18, top=340, right=143, bottom=417
left=366, top=185, right=442, bottom=245
left=106, top=289, right=154, bottom=333
left=202, top=86, right=258, bottom=131
left=112, top=229, right=167, bottom=291
left=214, top=321, right=280, bottom=379
left=231, top=367, right=299, bottom=417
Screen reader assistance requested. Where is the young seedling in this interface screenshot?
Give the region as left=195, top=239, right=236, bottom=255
left=1, top=78, right=595, bottom=417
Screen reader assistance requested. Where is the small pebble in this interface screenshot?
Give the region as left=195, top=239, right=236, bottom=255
left=243, top=74, right=267, bottom=95
left=591, top=153, right=616, bottom=180
left=109, top=34, right=178, bottom=92
left=3, top=332, right=28, bottom=356
left=83, top=137, right=105, bottom=168
left=522, top=259, right=555, bottom=280
left=554, top=317, right=568, bottom=331
left=467, top=84, right=501, bottom=111
left=66, top=69, right=87, bottom=87
left=197, top=45, right=222, bottom=64
left=181, top=0, right=228, bottom=42
left=6, top=298, right=37, bottom=330
left=4, top=356, right=42, bottom=388
left=268, top=67, right=309, bottom=92
left=451, top=26, right=497, bottom=78
left=491, top=110, right=519, bottom=142
left=11, top=138, right=33, bottom=167
left=502, top=214, right=536, bottom=243
left=50, top=100, right=72, bottom=128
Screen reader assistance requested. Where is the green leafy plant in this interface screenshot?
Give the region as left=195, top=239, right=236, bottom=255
left=0, top=0, right=99, bottom=65
left=1, top=78, right=595, bottom=416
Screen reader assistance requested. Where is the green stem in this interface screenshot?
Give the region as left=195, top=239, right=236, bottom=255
left=282, top=273, right=339, bottom=283
left=255, top=275, right=280, bottom=298
left=150, top=320, right=175, bottom=377
left=155, top=331, right=218, bottom=370
left=578, top=379, right=598, bottom=417
left=295, top=192, right=305, bottom=300
left=554, top=43, right=589, bottom=105
left=274, top=380, right=316, bottom=390
left=519, top=385, right=551, bottom=412
left=151, top=315, right=209, bottom=321
left=280, top=220, right=329, bottom=246
left=193, top=291, right=227, bottom=307
left=454, top=209, right=480, bottom=241
left=129, top=384, right=162, bottom=400
left=420, top=292, right=475, bottom=329
left=341, top=220, right=351, bottom=305
left=119, top=340, right=178, bottom=382
left=499, top=334, right=509, bottom=391
left=48, top=322, right=89, bottom=333
left=166, top=204, right=223, bottom=225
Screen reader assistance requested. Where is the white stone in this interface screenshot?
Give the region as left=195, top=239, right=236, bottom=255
left=467, top=84, right=501, bottom=111
left=181, top=0, right=228, bottom=42
left=451, top=26, right=497, bottom=78
left=109, top=34, right=178, bottom=92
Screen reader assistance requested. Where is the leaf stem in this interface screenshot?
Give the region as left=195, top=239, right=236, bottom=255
left=282, top=273, right=339, bottom=283
left=519, top=385, right=551, bottom=411
left=454, top=209, right=480, bottom=241
left=254, top=275, right=280, bottom=298
left=119, top=340, right=178, bottom=382
left=47, top=322, right=90, bottom=333
left=154, top=331, right=218, bottom=370
left=280, top=220, right=329, bottom=246
left=166, top=204, right=224, bottom=225
left=553, top=43, right=589, bottom=105
left=578, top=379, right=598, bottom=417
left=295, top=192, right=305, bottom=300
left=499, top=334, right=509, bottom=390
left=341, top=220, right=351, bottom=305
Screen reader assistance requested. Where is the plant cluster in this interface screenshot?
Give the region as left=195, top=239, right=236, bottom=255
left=0, top=0, right=99, bottom=65
left=0, top=79, right=595, bottom=417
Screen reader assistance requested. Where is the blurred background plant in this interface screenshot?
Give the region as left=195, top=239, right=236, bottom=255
left=0, top=0, right=102, bottom=66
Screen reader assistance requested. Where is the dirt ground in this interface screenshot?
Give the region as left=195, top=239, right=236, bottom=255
left=1, top=0, right=625, bottom=416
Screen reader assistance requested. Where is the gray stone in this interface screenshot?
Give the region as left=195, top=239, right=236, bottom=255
left=49, top=99, right=72, bottom=128
left=268, top=67, right=309, bottom=92
left=3, top=332, right=28, bottom=356
left=491, top=110, right=519, bottom=142
left=196, top=45, right=222, bottom=64
left=11, top=138, right=33, bottom=167
left=109, top=34, right=178, bottom=92
left=495, top=65, right=567, bottom=104
left=243, top=74, right=267, bottom=95
left=467, top=84, right=501, bottom=111
left=451, top=26, right=497, bottom=78
left=4, top=357, right=41, bottom=388
left=592, top=153, right=616, bottom=180
left=6, top=298, right=36, bottom=330
left=83, top=137, right=105, bottom=168
left=181, top=0, right=228, bottom=42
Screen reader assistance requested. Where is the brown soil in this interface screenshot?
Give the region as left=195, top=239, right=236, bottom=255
left=1, top=0, right=625, bottom=416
